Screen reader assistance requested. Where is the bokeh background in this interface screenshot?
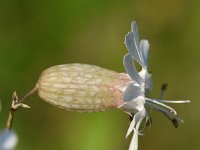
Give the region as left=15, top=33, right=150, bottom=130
left=0, top=0, right=198, bottom=150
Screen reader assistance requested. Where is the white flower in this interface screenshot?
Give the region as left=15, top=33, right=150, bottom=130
left=120, top=21, right=190, bottom=150
left=0, top=130, right=18, bottom=150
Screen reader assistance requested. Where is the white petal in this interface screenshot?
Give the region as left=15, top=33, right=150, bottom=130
left=126, top=116, right=136, bottom=138
left=125, top=32, right=143, bottom=66
left=123, top=54, right=143, bottom=85
left=123, top=84, right=144, bottom=102
left=127, top=109, right=146, bottom=150
left=134, top=109, right=146, bottom=127
left=128, top=130, right=138, bottom=150
left=131, top=21, right=140, bottom=48
left=140, top=40, right=149, bottom=67
left=124, top=21, right=144, bottom=67
left=126, top=109, right=146, bottom=138
left=144, top=74, right=152, bottom=92
left=121, top=96, right=145, bottom=114
left=138, top=69, right=152, bottom=93
left=0, top=130, right=18, bottom=150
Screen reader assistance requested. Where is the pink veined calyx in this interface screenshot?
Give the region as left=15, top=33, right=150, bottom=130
left=120, top=21, right=190, bottom=150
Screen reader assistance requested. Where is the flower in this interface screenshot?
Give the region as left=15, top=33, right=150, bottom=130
left=120, top=21, right=190, bottom=150
left=0, top=129, right=18, bottom=150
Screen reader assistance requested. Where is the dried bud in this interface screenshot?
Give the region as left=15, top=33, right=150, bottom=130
left=37, top=63, right=131, bottom=112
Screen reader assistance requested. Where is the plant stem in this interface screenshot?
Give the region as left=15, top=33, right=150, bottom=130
left=19, top=84, right=39, bottom=103
left=6, top=109, right=15, bottom=130
left=5, top=84, right=39, bottom=130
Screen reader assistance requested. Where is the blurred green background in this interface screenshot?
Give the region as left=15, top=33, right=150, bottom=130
left=0, top=0, right=198, bottom=150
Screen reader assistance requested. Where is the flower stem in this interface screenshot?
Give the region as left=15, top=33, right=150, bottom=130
left=5, top=84, right=39, bottom=130
left=6, top=109, right=15, bottom=130
left=19, top=84, right=39, bottom=103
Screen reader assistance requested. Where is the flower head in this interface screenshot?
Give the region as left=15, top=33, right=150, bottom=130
left=0, top=129, right=18, bottom=150
left=120, top=21, right=190, bottom=150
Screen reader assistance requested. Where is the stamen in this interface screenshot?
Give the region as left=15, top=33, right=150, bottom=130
left=161, top=83, right=168, bottom=91
left=159, top=83, right=168, bottom=99
left=146, top=101, right=184, bottom=128
left=156, top=100, right=190, bottom=104
left=146, top=102, right=172, bottom=120
left=138, top=114, right=152, bottom=135
left=172, top=118, right=179, bottom=128
left=145, top=98, right=177, bottom=115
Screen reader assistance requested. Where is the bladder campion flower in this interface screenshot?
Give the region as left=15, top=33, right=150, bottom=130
left=16, top=21, right=189, bottom=150
left=121, top=21, right=190, bottom=150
